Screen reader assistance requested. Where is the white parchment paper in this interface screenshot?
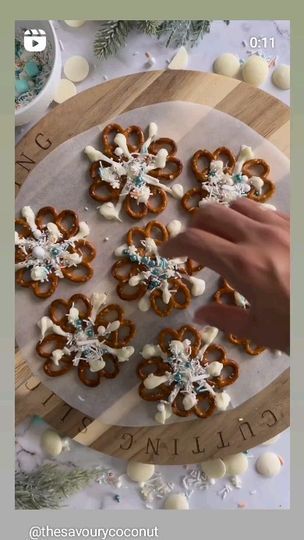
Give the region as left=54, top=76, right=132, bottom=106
left=15, top=101, right=290, bottom=426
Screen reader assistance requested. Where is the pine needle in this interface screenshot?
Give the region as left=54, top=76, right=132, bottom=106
left=94, top=20, right=131, bottom=60
left=15, top=464, right=102, bottom=509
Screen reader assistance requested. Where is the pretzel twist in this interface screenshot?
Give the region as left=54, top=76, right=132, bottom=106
left=112, top=220, right=202, bottom=317
left=214, top=279, right=266, bottom=355
left=36, top=294, right=135, bottom=387
left=15, top=206, right=96, bottom=298
left=87, top=124, right=183, bottom=220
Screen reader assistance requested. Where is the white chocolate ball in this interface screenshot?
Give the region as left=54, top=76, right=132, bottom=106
left=272, top=64, right=290, bottom=90
left=223, top=452, right=249, bottom=476
left=164, top=493, right=189, bottom=510
left=255, top=452, right=282, bottom=477
left=41, top=429, right=63, bottom=457
left=64, top=56, right=90, bottom=83
left=64, top=20, right=86, bottom=28
left=126, top=461, right=155, bottom=483
left=32, top=246, right=45, bottom=259
left=201, top=458, right=226, bottom=479
left=242, top=55, right=269, bottom=87
left=54, top=79, right=77, bottom=104
left=213, top=53, right=240, bottom=78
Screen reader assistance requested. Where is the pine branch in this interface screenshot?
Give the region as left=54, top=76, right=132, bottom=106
left=15, top=464, right=102, bottom=509
left=156, top=20, right=213, bottom=49
left=136, top=20, right=162, bottom=36
left=94, top=20, right=131, bottom=60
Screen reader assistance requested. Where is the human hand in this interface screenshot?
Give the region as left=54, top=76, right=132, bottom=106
left=160, top=198, right=290, bottom=353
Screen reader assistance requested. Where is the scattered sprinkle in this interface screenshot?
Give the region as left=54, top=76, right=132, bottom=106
left=242, top=40, right=247, bottom=47
left=145, top=51, right=156, bottom=67
left=238, top=501, right=247, bottom=508
left=229, top=475, right=242, bottom=489
left=78, top=395, right=85, bottom=402
left=103, top=74, right=109, bottom=81
left=217, top=484, right=233, bottom=499
left=84, top=206, right=89, bottom=211
left=278, top=455, right=285, bottom=466
left=249, top=490, right=257, bottom=495
left=113, top=494, right=120, bottom=502
left=104, top=237, right=109, bottom=242
left=59, top=39, right=65, bottom=51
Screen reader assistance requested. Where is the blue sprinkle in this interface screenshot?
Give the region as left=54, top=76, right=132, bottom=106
left=113, top=494, right=120, bottom=502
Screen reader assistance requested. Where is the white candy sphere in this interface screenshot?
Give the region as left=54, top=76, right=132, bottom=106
left=213, top=53, right=240, bottom=78
left=255, top=452, right=282, bottom=477
left=41, top=429, right=63, bottom=457
left=126, top=461, right=155, bottom=483
left=272, top=64, right=290, bottom=90
left=201, top=458, right=226, bottom=479
left=223, top=452, right=249, bottom=476
left=164, top=493, right=189, bottom=510
left=242, top=55, right=269, bottom=87
left=32, top=246, right=46, bottom=259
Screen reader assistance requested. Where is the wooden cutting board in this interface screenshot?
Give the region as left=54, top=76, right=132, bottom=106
left=15, top=70, right=290, bottom=464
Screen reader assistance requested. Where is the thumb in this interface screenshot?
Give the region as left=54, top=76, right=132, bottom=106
left=194, top=303, right=252, bottom=339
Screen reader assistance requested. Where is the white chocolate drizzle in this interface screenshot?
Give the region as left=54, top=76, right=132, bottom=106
left=141, top=330, right=231, bottom=422
left=38, top=292, right=134, bottom=372
left=198, top=146, right=265, bottom=206
left=15, top=206, right=89, bottom=283
left=115, top=232, right=205, bottom=312
left=84, top=122, right=182, bottom=221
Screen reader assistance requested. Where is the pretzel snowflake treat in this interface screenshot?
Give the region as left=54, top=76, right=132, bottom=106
left=182, top=145, right=275, bottom=213
left=137, top=325, right=239, bottom=421
left=214, top=279, right=266, bottom=356
left=36, top=292, right=135, bottom=387
left=111, top=220, right=205, bottom=317
left=84, top=122, right=184, bottom=221
left=15, top=206, right=96, bottom=298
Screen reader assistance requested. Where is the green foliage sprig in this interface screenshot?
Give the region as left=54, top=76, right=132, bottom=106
left=15, top=464, right=102, bottom=509
left=94, top=20, right=229, bottom=60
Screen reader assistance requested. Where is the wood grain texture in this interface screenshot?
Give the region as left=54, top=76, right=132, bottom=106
left=15, top=70, right=290, bottom=464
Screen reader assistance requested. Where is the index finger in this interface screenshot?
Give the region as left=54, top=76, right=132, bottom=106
left=160, top=227, right=241, bottom=284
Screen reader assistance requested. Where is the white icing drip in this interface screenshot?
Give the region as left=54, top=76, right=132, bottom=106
left=22, top=206, right=41, bottom=238
left=47, top=222, right=62, bottom=241
left=154, top=402, right=172, bottom=424
left=98, top=202, right=122, bottom=222
left=141, top=344, right=166, bottom=360
left=69, top=221, right=90, bottom=242
left=89, top=358, right=106, bottom=372
left=114, top=133, right=132, bottom=159
left=188, top=276, right=206, bottom=297
left=167, top=219, right=182, bottom=238
left=215, top=391, right=231, bottom=411
left=234, top=291, right=249, bottom=309
left=90, top=292, right=107, bottom=322
left=144, top=373, right=169, bottom=389
left=52, top=349, right=65, bottom=366
left=182, top=393, right=197, bottom=410
left=250, top=175, right=264, bottom=195
left=155, top=148, right=168, bottom=168
left=171, top=183, right=184, bottom=199
left=206, top=361, right=223, bottom=377
left=138, top=293, right=151, bottom=312
left=38, top=316, right=69, bottom=340
left=114, top=243, right=128, bottom=257
left=234, top=145, right=254, bottom=174
left=67, top=306, right=79, bottom=325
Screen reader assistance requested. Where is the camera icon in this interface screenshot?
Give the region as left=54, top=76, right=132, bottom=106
left=24, top=29, right=46, bottom=52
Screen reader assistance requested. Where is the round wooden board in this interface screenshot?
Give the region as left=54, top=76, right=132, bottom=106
left=15, top=70, right=290, bottom=464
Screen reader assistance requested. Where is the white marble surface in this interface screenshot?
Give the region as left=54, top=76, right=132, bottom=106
left=15, top=19, right=290, bottom=509
left=16, top=417, right=289, bottom=510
